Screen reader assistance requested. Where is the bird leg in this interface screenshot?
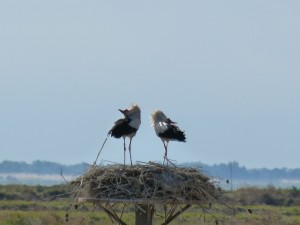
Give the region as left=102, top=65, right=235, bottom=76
left=129, top=137, right=133, bottom=166
left=123, top=137, right=126, bottom=165
left=165, top=141, right=169, bottom=165
left=162, top=140, right=168, bottom=165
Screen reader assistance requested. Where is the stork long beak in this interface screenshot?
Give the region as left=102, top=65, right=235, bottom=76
left=166, top=118, right=177, bottom=124
left=118, top=109, right=125, bottom=114
left=119, top=109, right=129, bottom=116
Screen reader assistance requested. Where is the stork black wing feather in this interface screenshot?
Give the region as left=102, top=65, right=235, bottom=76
left=108, top=118, right=137, bottom=138
left=158, top=124, right=186, bottom=142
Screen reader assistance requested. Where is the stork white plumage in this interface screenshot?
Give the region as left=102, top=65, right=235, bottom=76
left=151, top=110, right=186, bottom=165
left=108, top=104, right=141, bottom=166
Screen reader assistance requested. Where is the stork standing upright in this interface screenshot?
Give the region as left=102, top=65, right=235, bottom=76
left=108, top=104, right=141, bottom=166
left=151, top=110, right=186, bottom=165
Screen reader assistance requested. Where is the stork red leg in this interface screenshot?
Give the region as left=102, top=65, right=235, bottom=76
left=123, top=137, right=126, bottom=165
left=129, top=137, right=133, bottom=166
left=164, top=141, right=169, bottom=165
left=162, top=140, right=168, bottom=165
left=165, top=141, right=169, bottom=165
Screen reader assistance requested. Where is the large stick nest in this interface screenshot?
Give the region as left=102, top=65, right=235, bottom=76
left=72, top=162, right=219, bottom=205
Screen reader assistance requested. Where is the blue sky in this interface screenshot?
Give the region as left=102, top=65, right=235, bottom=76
left=1, top=1, right=300, bottom=168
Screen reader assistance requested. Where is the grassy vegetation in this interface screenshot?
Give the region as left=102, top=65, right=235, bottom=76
left=0, top=185, right=300, bottom=225
left=0, top=184, right=72, bottom=201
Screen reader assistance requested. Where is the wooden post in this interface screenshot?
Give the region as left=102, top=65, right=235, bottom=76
left=135, top=204, right=153, bottom=225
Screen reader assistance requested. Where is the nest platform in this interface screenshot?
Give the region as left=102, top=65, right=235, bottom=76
left=69, top=162, right=220, bottom=225
left=72, top=162, right=218, bottom=205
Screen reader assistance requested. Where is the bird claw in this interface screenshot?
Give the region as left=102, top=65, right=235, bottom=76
left=163, top=156, right=177, bottom=167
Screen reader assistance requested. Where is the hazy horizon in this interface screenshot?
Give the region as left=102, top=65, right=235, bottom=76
left=1, top=158, right=299, bottom=170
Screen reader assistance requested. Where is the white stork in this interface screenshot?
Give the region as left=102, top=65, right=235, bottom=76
left=108, top=104, right=141, bottom=166
left=151, top=110, right=186, bottom=165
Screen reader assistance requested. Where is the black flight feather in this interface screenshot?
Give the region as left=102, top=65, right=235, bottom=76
left=108, top=118, right=137, bottom=138
left=158, top=124, right=186, bottom=142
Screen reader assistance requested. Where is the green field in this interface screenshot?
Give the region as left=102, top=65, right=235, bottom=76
left=0, top=185, right=300, bottom=225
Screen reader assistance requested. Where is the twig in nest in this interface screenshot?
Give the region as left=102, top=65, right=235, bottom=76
left=60, top=167, right=69, bottom=184
left=72, top=163, right=219, bottom=205
left=79, top=204, right=97, bottom=225
left=93, top=134, right=109, bottom=165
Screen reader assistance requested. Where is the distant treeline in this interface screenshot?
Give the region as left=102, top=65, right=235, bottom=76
left=181, top=161, right=300, bottom=181
left=1, top=160, right=300, bottom=181
left=0, top=160, right=89, bottom=175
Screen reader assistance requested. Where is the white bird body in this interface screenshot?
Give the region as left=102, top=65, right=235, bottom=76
left=154, top=122, right=169, bottom=136
left=128, top=116, right=141, bottom=131
left=151, top=110, right=186, bottom=164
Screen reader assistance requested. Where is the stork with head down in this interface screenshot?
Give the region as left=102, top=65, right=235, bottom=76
left=151, top=110, right=186, bottom=165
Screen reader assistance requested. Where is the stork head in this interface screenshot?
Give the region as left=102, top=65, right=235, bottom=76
left=119, top=103, right=141, bottom=119
left=127, top=103, right=141, bottom=119
left=150, top=110, right=167, bottom=126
